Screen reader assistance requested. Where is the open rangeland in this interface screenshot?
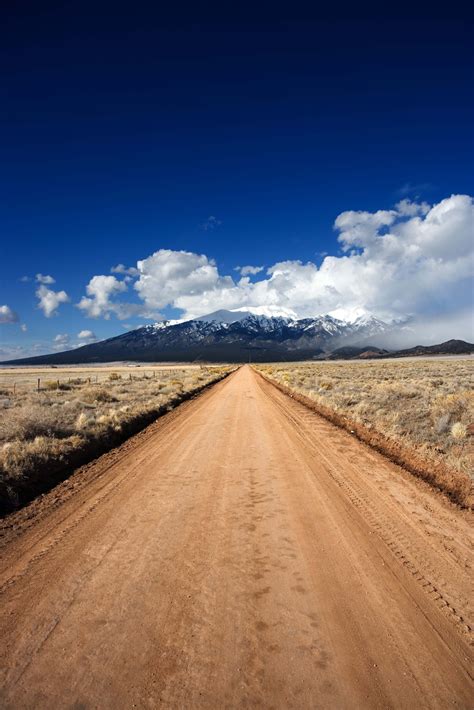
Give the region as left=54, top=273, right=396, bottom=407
left=0, top=364, right=233, bottom=512
left=0, top=365, right=472, bottom=709
left=257, top=358, right=474, bottom=506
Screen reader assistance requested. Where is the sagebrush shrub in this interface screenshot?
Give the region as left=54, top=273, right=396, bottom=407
left=451, top=422, right=467, bottom=440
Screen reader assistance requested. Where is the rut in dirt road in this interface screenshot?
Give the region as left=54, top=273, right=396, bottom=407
left=0, top=365, right=472, bottom=709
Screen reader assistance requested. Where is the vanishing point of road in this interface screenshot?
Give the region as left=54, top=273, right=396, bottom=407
left=0, top=366, right=472, bottom=708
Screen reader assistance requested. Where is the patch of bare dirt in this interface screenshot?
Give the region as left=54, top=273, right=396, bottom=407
left=0, top=366, right=472, bottom=708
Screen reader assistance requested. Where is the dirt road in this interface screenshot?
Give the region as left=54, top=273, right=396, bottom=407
left=0, top=366, right=472, bottom=709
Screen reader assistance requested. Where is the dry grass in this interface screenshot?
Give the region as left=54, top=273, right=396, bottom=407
left=0, top=365, right=234, bottom=513
left=256, top=359, right=474, bottom=506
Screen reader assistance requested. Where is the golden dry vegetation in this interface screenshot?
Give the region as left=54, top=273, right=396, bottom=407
left=0, top=364, right=234, bottom=512
left=256, top=358, right=473, bottom=505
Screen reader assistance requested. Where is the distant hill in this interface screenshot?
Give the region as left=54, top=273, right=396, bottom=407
left=383, top=339, right=474, bottom=358
left=322, top=340, right=473, bottom=361
left=325, top=346, right=389, bottom=360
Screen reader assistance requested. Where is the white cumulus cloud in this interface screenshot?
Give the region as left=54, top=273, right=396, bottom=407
left=36, top=284, right=70, bottom=317
left=395, top=199, right=430, bottom=217
left=77, top=275, right=145, bottom=319
left=134, top=249, right=233, bottom=312
left=235, top=265, right=264, bottom=276
left=78, top=329, right=97, bottom=341
left=111, top=264, right=139, bottom=276
left=0, top=305, right=19, bottom=324
left=78, top=275, right=127, bottom=318
left=36, top=273, right=56, bottom=284
left=53, top=333, right=70, bottom=350
left=334, top=208, right=398, bottom=252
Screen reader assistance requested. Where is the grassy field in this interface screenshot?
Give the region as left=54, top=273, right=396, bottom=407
left=256, top=358, right=473, bottom=505
left=0, top=364, right=234, bottom=513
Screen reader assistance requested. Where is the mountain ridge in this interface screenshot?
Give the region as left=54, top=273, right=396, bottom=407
left=2, top=310, right=473, bottom=364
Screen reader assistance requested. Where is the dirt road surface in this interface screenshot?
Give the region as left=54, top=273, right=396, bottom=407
left=0, top=366, right=472, bottom=709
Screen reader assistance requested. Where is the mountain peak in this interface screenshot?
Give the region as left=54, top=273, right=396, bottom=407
left=229, top=305, right=298, bottom=320
left=327, top=306, right=374, bottom=324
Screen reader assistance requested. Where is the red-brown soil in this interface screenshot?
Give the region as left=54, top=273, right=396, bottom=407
left=0, top=366, right=472, bottom=708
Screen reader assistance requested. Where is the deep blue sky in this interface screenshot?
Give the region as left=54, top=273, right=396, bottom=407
left=1, top=2, right=473, bottom=354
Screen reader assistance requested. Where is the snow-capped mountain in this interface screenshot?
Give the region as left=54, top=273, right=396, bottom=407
left=327, top=306, right=374, bottom=323
left=4, top=307, right=397, bottom=364
left=146, top=307, right=389, bottom=342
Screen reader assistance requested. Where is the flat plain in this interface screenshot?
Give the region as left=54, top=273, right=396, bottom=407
left=0, top=363, right=232, bottom=511
left=257, top=357, right=474, bottom=505
left=0, top=365, right=472, bottom=708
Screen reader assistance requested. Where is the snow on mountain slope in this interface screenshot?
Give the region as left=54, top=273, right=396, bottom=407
left=145, top=306, right=391, bottom=342
left=2, top=306, right=398, bottom=364
left=328, top=306, right=374, bottom=324
left=229, top=305, right=298, bottom=319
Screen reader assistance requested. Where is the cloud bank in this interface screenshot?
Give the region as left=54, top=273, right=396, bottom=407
left=75, top=195, right=473, bottom=341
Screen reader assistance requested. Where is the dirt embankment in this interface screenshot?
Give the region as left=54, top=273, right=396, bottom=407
left=0, top=366, right=472, bottom=708
left=0, top=369, right=233, bottom=516
left=256, top=369, right=473, bottom=508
